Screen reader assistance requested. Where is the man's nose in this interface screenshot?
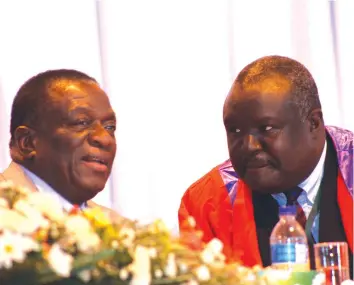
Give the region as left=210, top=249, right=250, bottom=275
left=88, top=124, right=114, bottom=150
left=246, top=134, right=262, bottom=151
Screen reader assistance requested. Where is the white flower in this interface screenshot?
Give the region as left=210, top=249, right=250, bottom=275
left=65, top=215, right=92, bottom=234
left=164, top=253, right=177, bottom=278
left=154, top=269, right=163, bottom=278
left=130, top=245, right=151, bottom=285
left=205, top=238, right=223, bottom=255
left=200, top=248, right=214, bottom=264
left=47, top=244, right=73, bottom=277
left=111, top=240, right=119, bottom=249
left=0, top=232, right=25, bottom=268
left=148, top=247, right=157, bottom=258
left=14, top=200, right=49, bottom=229
left=119, top=227, right=136, bottom=247
left=76, top=232, right=101, bottom=253
left=244, top=272, right=256, bottom=282
left=311, top=272, right=325, bottom=285
left=0, top=198, right=9, bottom=208
left=0, top=231, right=37, bottom=269
left=119, top=268, right=129, bottom=280
left=17, top=235, right=40, bottom=252
left=0, top=208, right=40, bottom=234
left=78, top=270, right=91, bottom=283
left=64, top=215, right=100, bottom=253
left=195, top=265, right=210, bottom=282
left=200, top=238, right=224, bottom=265
left=179, top=262, right=189, bottom=273
left=26, top=192, right=65, bottom=223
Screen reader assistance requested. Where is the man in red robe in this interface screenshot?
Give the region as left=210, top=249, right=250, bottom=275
left=178, top=56, right=353, bottom=277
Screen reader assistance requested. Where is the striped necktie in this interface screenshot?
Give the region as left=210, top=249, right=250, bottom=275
left=284, top=187, right=307, bottom=230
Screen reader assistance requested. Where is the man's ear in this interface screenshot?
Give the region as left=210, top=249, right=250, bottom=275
left=13, top=126, right=37, bottom=159
left=307, top=108, right=324, bottom=133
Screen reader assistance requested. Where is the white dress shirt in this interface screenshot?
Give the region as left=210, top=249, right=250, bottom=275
left=19, top=165, right=82, bottom=212
left=272, top=141, right=327, bottom=242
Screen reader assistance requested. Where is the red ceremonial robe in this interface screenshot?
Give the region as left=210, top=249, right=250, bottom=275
left=178, top=126, right=353, bottom=267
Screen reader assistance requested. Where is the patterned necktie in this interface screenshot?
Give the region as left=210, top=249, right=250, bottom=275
left=284, top=187, right=307, bottom=230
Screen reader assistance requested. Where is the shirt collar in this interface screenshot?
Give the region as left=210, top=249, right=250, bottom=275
left=19, top=165, right=77, bottom=212
left=298, top=141, right=327, bottom=203
left=272, top=141, right=327, bottom=205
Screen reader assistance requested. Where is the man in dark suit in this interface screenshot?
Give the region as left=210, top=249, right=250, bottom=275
left=179, top=56, right=353, bottom=277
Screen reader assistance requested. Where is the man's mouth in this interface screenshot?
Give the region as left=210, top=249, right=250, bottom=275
left=82, top=155, right=109, bottom=172
left=246, top=160, right=270, bottom=169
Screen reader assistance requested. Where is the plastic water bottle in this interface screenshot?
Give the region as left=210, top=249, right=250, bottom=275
left=270, top=206, right=310, bottom=271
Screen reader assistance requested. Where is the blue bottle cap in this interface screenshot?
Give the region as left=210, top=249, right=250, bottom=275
left=279, top=205, right=296, bottom=215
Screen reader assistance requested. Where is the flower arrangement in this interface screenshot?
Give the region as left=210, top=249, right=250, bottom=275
left=0, top=181, right=320, bottom=285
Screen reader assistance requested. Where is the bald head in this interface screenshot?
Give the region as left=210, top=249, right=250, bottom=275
left=234, top=55, right=321, bottom=121
left=223, top=55, right=326, bottom=194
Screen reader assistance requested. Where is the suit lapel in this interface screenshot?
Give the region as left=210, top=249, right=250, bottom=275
left=318, top=139, right=353, bottom=278
left=1, top=161, right=37, bottom=192
left=232, top=181, right=262, bottom=266
left=252, top=192, right=279, bottom=267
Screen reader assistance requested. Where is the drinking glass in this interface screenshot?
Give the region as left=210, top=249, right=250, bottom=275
left=314, top=242, right=350, bottom=285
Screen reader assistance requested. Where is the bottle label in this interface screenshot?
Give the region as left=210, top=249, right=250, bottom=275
left=271, top=243, right=308, bottom=264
